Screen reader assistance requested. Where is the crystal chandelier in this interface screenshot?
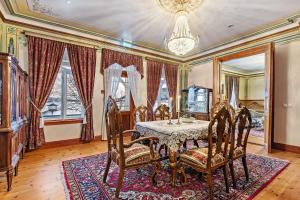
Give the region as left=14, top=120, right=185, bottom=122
left=157, top=0, right=202, bottom=56
left=166, top=10, right=198, bottom=55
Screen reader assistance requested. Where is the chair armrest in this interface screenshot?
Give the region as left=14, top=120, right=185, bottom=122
left=124, top=134, right=160, bottom=148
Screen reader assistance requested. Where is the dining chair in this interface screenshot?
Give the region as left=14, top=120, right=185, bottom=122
left=103, top=96, right=161, bottom=199
left=211, top=101, right=235, bottom=121
left=154, top=104, right=170, bottom=157
left=131, top=105, right=149, bottom=141
left=229, top=106, right=252, bottom=188
left=154, top=104, right=171, bottom=120
left=178, top=106, right=232, bottom=199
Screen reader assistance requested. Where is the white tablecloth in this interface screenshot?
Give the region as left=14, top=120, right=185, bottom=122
left=135, top=120, right=210, bottom=151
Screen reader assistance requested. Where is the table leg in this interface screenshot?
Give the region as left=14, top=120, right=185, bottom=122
left=169, top=148, right=177, bottom=187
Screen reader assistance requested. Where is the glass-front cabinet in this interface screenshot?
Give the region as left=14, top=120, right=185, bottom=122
left=181, top=85, right=213, bottom=121
left=0, top=53, right=28, bottom=191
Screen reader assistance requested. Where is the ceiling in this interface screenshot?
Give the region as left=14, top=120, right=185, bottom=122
left=4, top=0, right=300, bottom=58
left=222, top=53, right=265, bottom=74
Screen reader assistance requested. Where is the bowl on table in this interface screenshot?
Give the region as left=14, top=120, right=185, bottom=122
left=181, top=117, right=195, bottom=123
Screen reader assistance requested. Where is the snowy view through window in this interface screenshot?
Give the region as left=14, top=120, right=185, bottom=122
left=42, top=50, right=82, bottom=119
left=154, top=66, right=170, bottom=111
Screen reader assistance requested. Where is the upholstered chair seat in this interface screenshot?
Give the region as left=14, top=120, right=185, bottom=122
left=180, top=147, right=225, bottom=169
left=180, top=148, right=225, bottom=168
left=111, top=143, right=160, bottom=166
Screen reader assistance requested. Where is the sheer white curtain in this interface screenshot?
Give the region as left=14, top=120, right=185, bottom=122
left=104, top=63, right=123, bottom=103
left=127, top=65, right=141, bottom=107
left=102, top=63, right=123, bottom=140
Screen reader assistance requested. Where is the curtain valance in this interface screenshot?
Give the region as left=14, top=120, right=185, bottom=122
left=101, top=48, right=144, bottom=77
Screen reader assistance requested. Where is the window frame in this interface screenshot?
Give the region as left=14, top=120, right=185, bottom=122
left=43, top=50, right=83, bottom=124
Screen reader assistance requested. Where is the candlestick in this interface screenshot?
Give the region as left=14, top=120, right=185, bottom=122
left=176, top=111, right=181, bottom=125
left=177, top=95, right=181, bottom=111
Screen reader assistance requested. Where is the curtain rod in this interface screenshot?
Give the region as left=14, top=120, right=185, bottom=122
left=145, top=57, right=181, bottom=66
left=22, top=30, right=182, bottom=64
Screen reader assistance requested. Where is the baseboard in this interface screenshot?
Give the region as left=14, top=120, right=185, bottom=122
left=42, top=135, right=102, bottom=149
left=273, top=142, right=300, bottom=154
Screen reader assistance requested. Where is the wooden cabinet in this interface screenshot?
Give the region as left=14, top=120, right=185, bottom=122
left=0, top=53, right=28, bottom=191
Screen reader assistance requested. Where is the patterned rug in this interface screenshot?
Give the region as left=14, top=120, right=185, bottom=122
left=62, top=153, right=288, bottom=200
left=249, top=129, right=264, bottom=138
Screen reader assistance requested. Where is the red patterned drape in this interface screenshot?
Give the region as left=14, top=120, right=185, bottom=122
left=67, top=44, right=96, bottom=142
left=101, top=48, right=144, bottom=77
left=28, top=36, right=66, bottom=150
left=165, top=63, right=178, bottom=118
left=147, top=60, right=163, bottom=120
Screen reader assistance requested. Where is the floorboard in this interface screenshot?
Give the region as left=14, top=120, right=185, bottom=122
left=0, top=138, right=300, bottom=200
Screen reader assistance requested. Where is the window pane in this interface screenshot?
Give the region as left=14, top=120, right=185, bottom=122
left=66, top=72, right=82, bottom=117
left=115, top=77, right=130, bottom=111
left=42, top=70, right=63, bottom=119
left=154, top=67, right=170, bottom=111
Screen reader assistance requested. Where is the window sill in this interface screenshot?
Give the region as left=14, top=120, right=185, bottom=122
left=44, top=118, right=83, bottom=126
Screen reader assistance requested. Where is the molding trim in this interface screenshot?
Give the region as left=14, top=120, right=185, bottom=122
left=2, top=0, right=300, bottom=60
left=41, top=135, right=102, bottom=149
left=273, top=142, right=300, bottom=154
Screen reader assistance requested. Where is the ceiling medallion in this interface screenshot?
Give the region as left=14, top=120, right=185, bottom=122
left=157, top=0, right=201, bottom=56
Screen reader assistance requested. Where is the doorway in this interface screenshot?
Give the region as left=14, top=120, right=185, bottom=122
left=213, top=44, right=274, bottom=152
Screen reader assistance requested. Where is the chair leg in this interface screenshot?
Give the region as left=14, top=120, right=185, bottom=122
left=164, top=145, right=168, bottom=157
left=152, top=161, right=161, bottom=185
left=242, top=156, right=249, bottom=182
left=193, top=139, right=199, bottom=148
left=115, top=169, right=125, bottom=199
left=223, top=165, right=229, bottom=193
left=103, top=154, right=112, bottom=183
left=158, top=145, right=164, bottom=157
left=229, top=161, right=237, bottom=188
left=207, top=173, right=213, bottom=200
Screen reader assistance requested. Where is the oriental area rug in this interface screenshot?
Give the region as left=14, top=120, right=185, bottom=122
left=62, top=153, right=288, bottom=200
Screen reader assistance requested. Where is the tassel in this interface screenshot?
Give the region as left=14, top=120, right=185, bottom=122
left=39, top=116, right=44, bottom=128
left=83, top=114, right=87, bottom=124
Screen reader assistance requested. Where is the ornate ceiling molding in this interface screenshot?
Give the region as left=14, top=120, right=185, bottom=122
left=2, top=0, right=300, bottom=62
left=156, top=0, right=203, bottom=13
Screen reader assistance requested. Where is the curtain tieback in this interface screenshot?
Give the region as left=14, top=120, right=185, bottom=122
left=28, top=97, right=44, bottom=128
left=82, top=102, right=93, bottom=125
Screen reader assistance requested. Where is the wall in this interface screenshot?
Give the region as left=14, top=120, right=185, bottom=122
left=274, top=40, right=300, bottom=147
left=188, top=61, right=213, bottom=88
left=247, top=76, right=265, bottom=100
left=0, top=21, right=160, bottom=143
left=188, top=40, right=300, bottom=147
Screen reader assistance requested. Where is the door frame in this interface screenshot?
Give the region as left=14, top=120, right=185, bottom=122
left=213, top=43, right=275, bottom=153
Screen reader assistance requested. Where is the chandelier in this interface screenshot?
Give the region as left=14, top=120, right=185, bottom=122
left=157, top=0, right=202, bottom=56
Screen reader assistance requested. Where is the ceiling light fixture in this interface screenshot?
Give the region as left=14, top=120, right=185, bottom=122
left=157, top=0, right=202, bottom=56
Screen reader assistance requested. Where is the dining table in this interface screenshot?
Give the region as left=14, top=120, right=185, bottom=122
left=135, top=119, right=210, bottom=187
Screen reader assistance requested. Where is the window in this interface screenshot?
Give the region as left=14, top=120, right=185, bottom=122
left=154, top=66, right=170, bottom=111
left=42, top=50, right=82, bottom=119
left=114, top=76, right=130, bottom=111
left=230, top=83, right=238, bottom=109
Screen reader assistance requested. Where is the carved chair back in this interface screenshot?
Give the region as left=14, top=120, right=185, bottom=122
left=211, top=101, right=235, bottom=121
left=207, top=106, right=232, bottom=169
left=134, top=105, right=149, bottom=123
left=230, top=107, right=252, bottom=156
left=154, top=104, right=170, bottom=120
left=105, top=96, right=125, bottom=164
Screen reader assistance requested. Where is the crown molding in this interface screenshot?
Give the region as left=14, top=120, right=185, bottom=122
left=2, top=0, right=300, bottom=63
left=0, top=0, right=184, bottom=63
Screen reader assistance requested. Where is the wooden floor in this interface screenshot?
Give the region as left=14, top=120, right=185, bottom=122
left=0, top=139, right=300, bottom=200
